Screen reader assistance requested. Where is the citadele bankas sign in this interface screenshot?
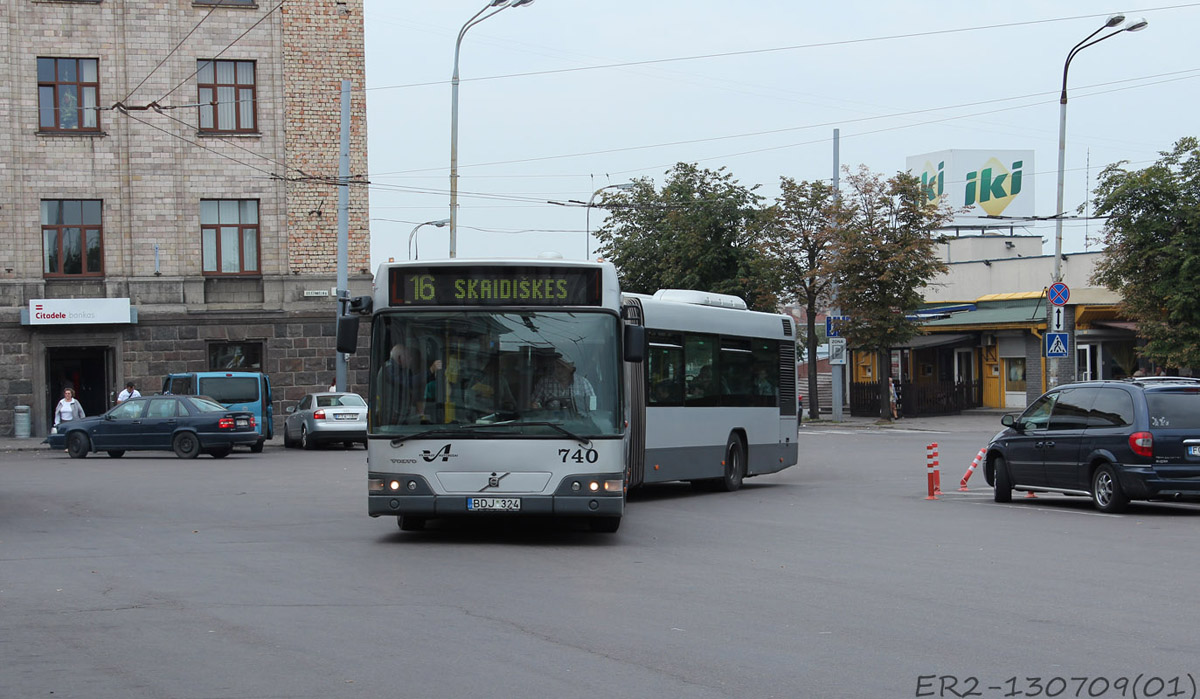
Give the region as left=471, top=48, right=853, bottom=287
left=28, top=298, right=132, bottom=325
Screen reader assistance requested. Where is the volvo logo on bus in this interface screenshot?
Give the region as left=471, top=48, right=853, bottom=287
left=421, top=444, right=456, bottom=462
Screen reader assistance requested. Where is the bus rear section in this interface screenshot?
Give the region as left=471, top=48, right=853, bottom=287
left=623, top=290, right=799, bottom=491
left=163, top=371, right=274, bottom=452
left=358, top=260, right=634, bottom=533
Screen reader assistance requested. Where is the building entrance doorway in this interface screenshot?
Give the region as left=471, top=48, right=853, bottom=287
left=46, top=346, right=110, bottom=426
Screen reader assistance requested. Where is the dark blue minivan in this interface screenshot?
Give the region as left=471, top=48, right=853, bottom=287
left=986, top=377, right=1200, bottom=512
left=163, top=372, right=273, bottom=452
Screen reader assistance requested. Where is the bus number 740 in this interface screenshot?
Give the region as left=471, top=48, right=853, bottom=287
left=558, top=448, right=599, bottom=464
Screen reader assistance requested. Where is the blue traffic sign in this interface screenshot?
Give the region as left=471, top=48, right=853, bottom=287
left=1048, top=282, right=1070, bottom=306
left=1046, top=332, right=1070, bottom=358
left=825, top=315, right=850, bottom=337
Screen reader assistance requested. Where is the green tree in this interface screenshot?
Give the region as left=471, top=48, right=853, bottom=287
left=594, top=163, right=776, bottom=311
left=1091, top=137, right=1200, bottom=370
left=760, top=177, right=842, bottom=419
left=832, top=166, right=953, bottom=419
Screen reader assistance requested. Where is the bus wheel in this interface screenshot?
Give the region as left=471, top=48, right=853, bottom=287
left=398, top=516, right=426, bottom=532
left=588, top=516, right=621, bottom=533
left=719, top=436, right=745, bottom=492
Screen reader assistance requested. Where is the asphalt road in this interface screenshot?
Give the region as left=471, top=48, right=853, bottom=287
left=3, top=428, right=1200, bottom=699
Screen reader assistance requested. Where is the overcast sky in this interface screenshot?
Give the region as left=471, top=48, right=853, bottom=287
left=362, top=2, right=1200, bottom=271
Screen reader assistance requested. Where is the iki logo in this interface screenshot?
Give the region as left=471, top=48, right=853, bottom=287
left=919, top=160, right=945, bottom=204
left=964, top=158, right=1023, bottom=216
left=420, top=444, right=457, bottom=462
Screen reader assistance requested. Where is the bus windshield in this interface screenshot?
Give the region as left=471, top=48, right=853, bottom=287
left=369, top=310, right=622, bottom=439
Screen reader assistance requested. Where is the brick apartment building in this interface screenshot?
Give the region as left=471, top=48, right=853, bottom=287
left=0, top=0, right=370, bottom=436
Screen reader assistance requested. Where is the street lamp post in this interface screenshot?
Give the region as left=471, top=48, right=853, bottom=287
left=449, top=0, right=535, bottom=259
left=1049, top=14, right=1146, bottom=387
left=1053, top=14, right=1147, bottom=284
left=409, top=218, right=451, bottom=260
left=585, top=182, right=635, bottom=260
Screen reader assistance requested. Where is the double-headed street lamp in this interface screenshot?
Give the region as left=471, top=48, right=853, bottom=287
left=585, top=182, right=635, bottom=260
left=1052, top=14, right=1147, bottom=284
left=449, top=0, right=535, bottom=259
left=409, top=218, right=451, bottom=260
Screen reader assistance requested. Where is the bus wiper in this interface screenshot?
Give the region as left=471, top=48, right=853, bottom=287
left=388, top=424, right=496, bottom=446
left=486, top=420, right=591, bottom=446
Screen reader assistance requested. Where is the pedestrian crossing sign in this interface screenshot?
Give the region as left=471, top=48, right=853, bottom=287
left=1046, top=332, right=1069, bottom=358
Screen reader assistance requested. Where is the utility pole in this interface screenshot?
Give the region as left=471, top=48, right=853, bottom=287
left=830, top=129, right=844, bottom=421
left=335, top=79, right=350, bottom=392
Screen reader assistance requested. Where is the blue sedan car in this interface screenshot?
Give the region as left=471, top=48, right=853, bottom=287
left=46, top=395, right=259, bottom=459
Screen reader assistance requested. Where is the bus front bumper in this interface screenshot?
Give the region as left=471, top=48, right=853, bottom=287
left=368, top=473, right=624, bottom=518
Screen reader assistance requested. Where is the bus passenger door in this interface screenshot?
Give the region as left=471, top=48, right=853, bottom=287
left=622, top=298, right=646, bottom=488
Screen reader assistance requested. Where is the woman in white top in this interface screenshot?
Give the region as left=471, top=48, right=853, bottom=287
left=54, top=387, right=85, bottom=429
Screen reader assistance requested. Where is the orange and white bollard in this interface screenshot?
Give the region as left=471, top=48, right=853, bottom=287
left=925, top=442, right=942, bottom=500
left=960, top=447, right=987, bottom=491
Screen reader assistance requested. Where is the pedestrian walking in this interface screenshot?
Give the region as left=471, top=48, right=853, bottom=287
left=53, top=388, right=85, bottom=450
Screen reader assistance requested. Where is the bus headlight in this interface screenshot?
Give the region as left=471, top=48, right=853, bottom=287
left=368, top=479, right=385, bottom=492
left=602, top=480, right=623, bottom=492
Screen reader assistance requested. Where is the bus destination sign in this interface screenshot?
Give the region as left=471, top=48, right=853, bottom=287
left=389, top=266, right=603, bottom=307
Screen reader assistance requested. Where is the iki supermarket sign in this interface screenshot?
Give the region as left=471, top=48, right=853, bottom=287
left=28, top=298, right=133, bottom=325
left=906, top=149, right=1035, bottom=228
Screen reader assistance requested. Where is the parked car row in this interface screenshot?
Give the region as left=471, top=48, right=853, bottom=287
left=45, top=388, right=368, bottom=458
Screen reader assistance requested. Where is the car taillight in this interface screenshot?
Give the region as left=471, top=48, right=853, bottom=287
left=219, top=417, right=235, bottom=430
left=1129, top=431, right=1153, bottom=458
left=250, top=417, right=256, bottom=429
left=313, top=410, right=326, bottom=420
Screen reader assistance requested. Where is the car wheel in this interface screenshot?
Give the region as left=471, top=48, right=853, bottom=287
left=718, top=435, right=745, bottom=492
left=588, top=516, right=621, bottom=533
left=106, top=450, right=125, bottom=458
left=1092, top=463, right=1129, bottom=513
left=343, top=441, right=355, bottom=450
left=993, top=456, right=1012, bottom=503
left=249, top=440, right=264, bottom=454
left=66, top=432, right=90, bottom=459
left=397, top=516, right=425, bottom=532
left=282, top=423, right=295, bottom=448
left=209, top=448, right=231, bottom=459
left=300, top=425, right=313, bottom=450
left=173, top=432, right=201, bottom=459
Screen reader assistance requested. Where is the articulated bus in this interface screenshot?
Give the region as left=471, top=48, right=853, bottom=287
left=337, top=258, right=798, bottom=534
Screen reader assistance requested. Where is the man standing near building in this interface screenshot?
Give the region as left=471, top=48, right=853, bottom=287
left=117, top=381, right=141, bottom=403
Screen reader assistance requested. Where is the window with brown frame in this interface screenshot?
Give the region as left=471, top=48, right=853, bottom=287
left=42, top=200, right=104, bottom=277
left=197, top=59, right=256, bottom=133
left=201, top=199, right=260, bottom=275
left=38, top=58, right=100, bottom=131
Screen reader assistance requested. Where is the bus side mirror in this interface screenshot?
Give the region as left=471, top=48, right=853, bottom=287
left=336, top=315, right=360, bottom=354
left=623, top=324, right=645, bottom=363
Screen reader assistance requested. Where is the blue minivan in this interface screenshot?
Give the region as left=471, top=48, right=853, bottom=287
left=162, top=372, right=274, bottom=452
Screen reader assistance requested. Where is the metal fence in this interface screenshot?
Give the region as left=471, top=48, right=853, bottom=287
left=849, top=380, right=981, bottom=417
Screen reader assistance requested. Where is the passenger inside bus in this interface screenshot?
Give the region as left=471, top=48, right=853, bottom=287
left=377, top=342, right=440, bottom=425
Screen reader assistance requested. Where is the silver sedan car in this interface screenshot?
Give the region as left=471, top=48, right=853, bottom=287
left=283, top=392, right=367, bottom=449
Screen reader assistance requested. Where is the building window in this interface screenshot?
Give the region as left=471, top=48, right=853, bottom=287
left=38, top=58, right=100, bottom=131
left=42, top=200, right=103, bottom=277
left=197, top=60, right=256, bottom=133
left=209, top=342, right=263, bottom=370
left=201, top=200, right=259, bottom=275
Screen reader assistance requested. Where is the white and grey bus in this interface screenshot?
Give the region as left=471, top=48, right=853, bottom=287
left=337, top=259, right=798, bottom=534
